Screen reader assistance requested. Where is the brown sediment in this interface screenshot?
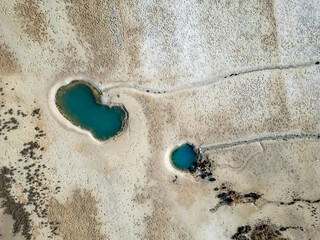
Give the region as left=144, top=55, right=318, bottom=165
left=63, top=0, right=119, bottom=76
left=132, top=192, right=150, bottom=205
left=143, top=1, right=180, bottom=86
left=14, top=0, right=49, bottom=44
left=259, top=0, right=280, bottom=56
left=143, top=201, right=193, bottom=240
left=0, top=41, right=21, bottom=75
left=47, top=189, right=107, bottom=240
left=61, top=0, right=145, bottom=79
left=0, top=167, right=32, bottom=240
left=133, top=94, right=195, bottom=239
left=118, top=1, right=144, bottom=74
left=264, top=71, right=290, bottom=131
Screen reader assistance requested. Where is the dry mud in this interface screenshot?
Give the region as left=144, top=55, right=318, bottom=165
left=0, top=0, right=320, bottom=239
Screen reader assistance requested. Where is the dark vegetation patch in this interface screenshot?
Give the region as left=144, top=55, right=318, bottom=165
left=187, top=154, right=262, bottom=213
left=0, top=102, right=21, bottom=140
left=279, top=198, right=320, bottom=206
left=20, top=141, right=41, bottom=159
left=231, top=221, right=294, bottom=240
left=1, top=84, right=61, bottom=238
left=0, top=86, right=27, bottom=141
left=217, top=191, right=261, bottom=206
left=172, top=175, right=178, bottom=183
left=250, top=223, right=284, bottom=240
left=188, top=155, right=215, bottom=182
left=0, top=167, right=32, bottom=240
left=188, top=153, right=262, bottom=213
left=15, top=114, right=60, bottom=238
left=210, top=184, right=262, bottom=212
left=0, top=116, right=19, bottom=139
left=278, top=198, right=319, bottom=227
left=31, top=108, right=41, bottom=119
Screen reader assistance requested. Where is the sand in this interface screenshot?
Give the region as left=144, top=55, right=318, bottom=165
left=1, top=0, right=320, bottom=239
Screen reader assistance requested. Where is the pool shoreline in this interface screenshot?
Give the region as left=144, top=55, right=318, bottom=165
left=169, top=142, right=202, bottom=172
left=48, top=77, right=129, bottom=144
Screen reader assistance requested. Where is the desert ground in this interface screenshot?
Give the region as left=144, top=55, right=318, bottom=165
left=1, top=0, right=320, bottom=239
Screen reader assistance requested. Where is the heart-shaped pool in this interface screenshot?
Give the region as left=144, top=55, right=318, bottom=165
left=55, top=80, right=127, bottom=141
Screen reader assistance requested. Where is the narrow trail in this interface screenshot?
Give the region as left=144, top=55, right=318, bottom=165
left=102, top=60, right=320, bottom=95
left=200, top=132, right=320, bottom=153
left=212, top=147, right=264, bottom=171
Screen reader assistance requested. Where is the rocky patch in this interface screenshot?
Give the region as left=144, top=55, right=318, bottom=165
left=188, top=155, right=215, bottom=182
left=210, top=184, right=262, bottom=212
left=231, top=221, right=292, bottom=240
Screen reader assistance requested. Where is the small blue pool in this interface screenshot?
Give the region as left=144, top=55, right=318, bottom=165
left=55, top=81, right=127, bottom=141
left=171, top=143, right=199, bottom=170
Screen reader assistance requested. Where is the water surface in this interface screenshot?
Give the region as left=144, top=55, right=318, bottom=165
left=171, top=143, right=199, bottom=170
left=55, top=81, right=127, bottom=141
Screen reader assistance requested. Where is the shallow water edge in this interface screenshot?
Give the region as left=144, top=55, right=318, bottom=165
left=170, top=143, right=201, bottom=171
left=54, top=79, right=129, bottom=142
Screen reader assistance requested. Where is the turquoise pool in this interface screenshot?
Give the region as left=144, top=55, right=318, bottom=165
left=171, top=143, right=199, bottom=170
left=55, top=81, right=127, bottom=141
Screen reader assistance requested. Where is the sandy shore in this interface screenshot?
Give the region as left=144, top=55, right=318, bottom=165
left=1, top=0, right=320, bottom=239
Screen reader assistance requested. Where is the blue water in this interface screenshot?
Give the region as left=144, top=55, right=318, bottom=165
left=55, top=82, right=126, bottom=141
left=171, top=144, right=199, bottom=170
